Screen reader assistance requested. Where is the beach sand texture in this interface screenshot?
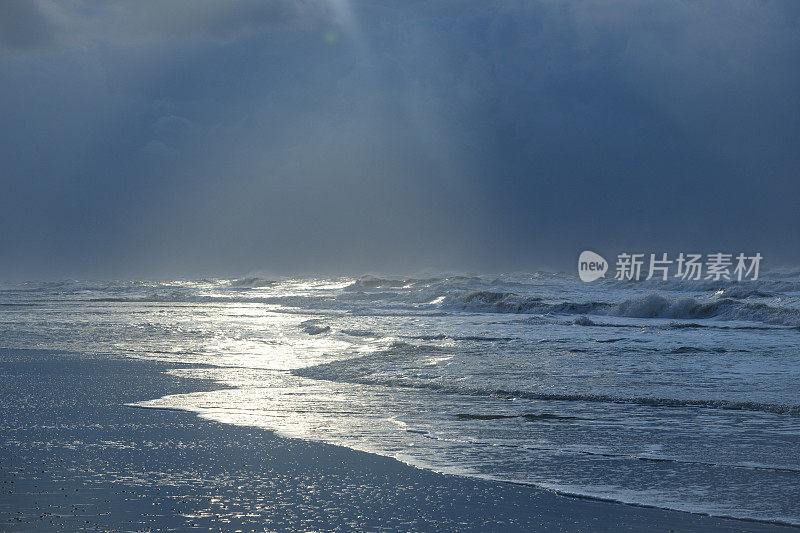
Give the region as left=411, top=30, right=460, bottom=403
left=1, top=348, right=790, bottom=532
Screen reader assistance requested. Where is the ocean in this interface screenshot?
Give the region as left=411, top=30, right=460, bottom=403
left=2, top=271, right=799, bottom=526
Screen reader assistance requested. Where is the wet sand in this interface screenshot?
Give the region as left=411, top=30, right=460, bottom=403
left=0, top=348, right=793, bottom=531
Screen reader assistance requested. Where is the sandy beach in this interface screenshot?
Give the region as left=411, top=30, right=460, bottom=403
left=0, top=347, right=792, bottom=532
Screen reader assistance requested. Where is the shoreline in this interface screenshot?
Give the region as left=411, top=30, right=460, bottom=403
left=1, top=348, right=794, bottom=531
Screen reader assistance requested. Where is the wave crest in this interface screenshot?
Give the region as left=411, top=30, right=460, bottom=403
left=228, top=277, right=276, bottom=288
left=450, top=291, right=800, bottom=327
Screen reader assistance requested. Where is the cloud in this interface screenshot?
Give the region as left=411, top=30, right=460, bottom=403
left=0, top=0, right=54, bottom=49
left=100, top=0, right=320, bottom=40
left=0, top=0, right=799, bottom=277
left=17, top=0, right=329, bottom=48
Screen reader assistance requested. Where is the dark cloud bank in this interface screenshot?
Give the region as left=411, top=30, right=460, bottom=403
left=1, top=0, right=799, bottom=279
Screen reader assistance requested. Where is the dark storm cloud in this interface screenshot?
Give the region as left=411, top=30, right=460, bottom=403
left=0, top=0, right=53, bottom=49
left=65, top=0, right=321, bottom=41
left=0, top=1, right=798, bottom=278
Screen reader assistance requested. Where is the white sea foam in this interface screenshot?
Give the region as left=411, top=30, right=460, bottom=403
left=2, top=271, right=800, bottom=525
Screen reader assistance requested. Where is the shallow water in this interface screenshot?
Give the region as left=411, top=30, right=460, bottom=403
left=2, top=272, right=799, bottom=525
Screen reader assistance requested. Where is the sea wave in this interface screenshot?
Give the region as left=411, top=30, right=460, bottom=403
left=345, top=274, right=481, bottom=291
left=89, top=294, right=302, bottom=306
left=295, top=362, right=800, bottom=416
left=600, top=276, right=800, bottom=294
left=340, top=329, right=381, bottom=338
left=346, top=276, right=442, bottom=289
left=449, top=291, right=800, bottom=327
left=290, top=339, right=800, bottom=416
left=227, top=277, right=276, bottom=288
left=299, top=319, right=331, bottom=335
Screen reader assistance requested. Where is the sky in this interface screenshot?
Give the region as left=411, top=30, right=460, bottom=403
left=1, top=0, right=799, bottom=279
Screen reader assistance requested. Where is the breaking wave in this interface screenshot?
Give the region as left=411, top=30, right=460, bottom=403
left=228, top=277, right=276, bottom=288
left=450, top=291, right=800, bottom=327
left=347, top=276, right=443, bottom=289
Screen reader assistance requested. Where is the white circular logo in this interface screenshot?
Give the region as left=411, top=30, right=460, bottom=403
left=578, top=251, right=608, bottom=282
